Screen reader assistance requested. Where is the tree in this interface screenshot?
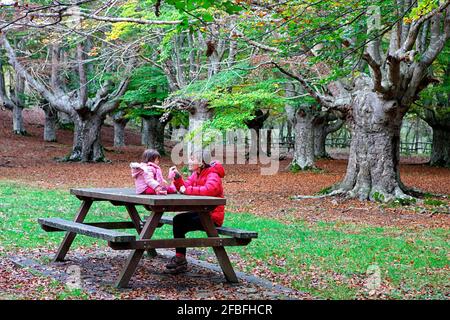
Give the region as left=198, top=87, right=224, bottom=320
left=1, top=30, right=135, bottom=161
left=273, top=0, right=450, bottom=201
left=244, top=109, right=270, bottom=157
left=284, top=77, right=343, bottom=169
left=415, top=43, right=450, bottom=166
left=0, top=52, right=27, bottom=135
left=111, top=109, right=129, bottom=148
left=120, top=64, right=171, bottom=153
left=313, top=114, right=343, bottom=159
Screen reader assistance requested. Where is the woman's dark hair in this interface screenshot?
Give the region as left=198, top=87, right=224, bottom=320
left=142, top=149, right=161, bottom=163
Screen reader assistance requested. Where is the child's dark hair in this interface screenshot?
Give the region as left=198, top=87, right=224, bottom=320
left=142, top=149, right=161, bottom=163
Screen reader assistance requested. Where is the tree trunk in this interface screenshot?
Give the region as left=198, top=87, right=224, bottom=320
left=113, top=120, right=127, bottom=147
left=57, top=111, right=73, bottom=128
left=292, top=110, right=315, bottom=170
left=430, top=127, right=450, bottom=167
left=313, top=120, right=327, bottom=158
left=266, top=127, right=272, bottom=157
left=314, top=117, right=343, bottom=158
left=12, top=72, right=26, bottom=135
left=142, top=115, right=168, bottom=155
left=112, top=110, right=128, bottom=148
left=335, top=90, right=408, bottom=201
left=43, top=104, right=57, bottom=142
left=188, top=100, right=212, bottom=156
left=12, top=104, right=26, bottom=135
left=142, top=118, right=148, bottom=146
left=245, top=109, right=270, bottom=159
left=69, top=114, right=105, bottom=162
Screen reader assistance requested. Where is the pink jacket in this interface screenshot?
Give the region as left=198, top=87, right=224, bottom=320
left=130, top=162, right=166, bottom=194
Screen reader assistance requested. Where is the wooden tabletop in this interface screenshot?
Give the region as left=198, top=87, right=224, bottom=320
left=70, top=188, right=226, bottom=207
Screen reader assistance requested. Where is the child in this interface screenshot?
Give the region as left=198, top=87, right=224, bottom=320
left=130, top=149, right=177, bottom=195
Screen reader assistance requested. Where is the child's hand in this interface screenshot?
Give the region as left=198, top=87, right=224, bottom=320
left=155, top=185, right=165, bottom=195
left=130, top=162, right=141, bottom=169
left=168, top=166, right=179, bottom=180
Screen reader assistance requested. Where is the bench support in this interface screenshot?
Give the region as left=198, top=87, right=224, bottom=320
left=53, top=200, right=92, bottom=262
left=115, top=210, right=163, bottom=288
left=125, top=205, right=157, bottom=258
left=198, top=212, right=239, bottom=283
left=108, top=237, right=251, bottom=250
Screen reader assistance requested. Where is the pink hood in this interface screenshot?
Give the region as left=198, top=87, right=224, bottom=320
left=208, top=161, right=225, bottom=178
left=130, top=162, right=164, bottom=194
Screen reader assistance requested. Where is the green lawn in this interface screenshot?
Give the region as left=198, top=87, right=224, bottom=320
left=0, top=181, right=448, bottom=299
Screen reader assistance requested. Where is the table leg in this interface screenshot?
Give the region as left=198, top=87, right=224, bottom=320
left=198, top=213, right=239, bottom=283
left=125, top=205, right=157, bottom=258
left=53, top=200, right=93, bottom=262
left=115, top=210, right=163, bottom=288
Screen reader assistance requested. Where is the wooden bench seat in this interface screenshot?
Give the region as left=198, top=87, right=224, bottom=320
left=38, top=218, right=135, bottom=243
left=157, top=215, right=258, bottom=239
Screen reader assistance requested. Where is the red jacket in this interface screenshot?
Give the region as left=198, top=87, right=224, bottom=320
left=173, top=161, right=225, bottom=226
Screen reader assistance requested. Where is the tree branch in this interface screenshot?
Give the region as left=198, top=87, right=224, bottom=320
left=31, top=11, right=183, bottom=26
left=1, top=33, right=72, bottom=114
left=271, top=61, right=348, bottom=112
left=77, top=42, right=88, bottom=108
left=325, top=118, right=344, bottom=134
left=363, top=51, right=387, bottom=93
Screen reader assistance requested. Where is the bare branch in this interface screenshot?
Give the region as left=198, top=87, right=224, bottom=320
left=271, top=61, right=347, bottom=112
left=421, top=5, right=450, bottom=65
left=31, top=11, right=183, bottom=26
left=1, top=33, right=72, bottom=114
left=77, top=42, right=88, bottom=107
left=396, top=0, right=450, bottom=58
left=325, top=118, right=344, bottom=134
left=363, top=51, right=387, bottom=93
left=234, top=29, right=282, bottom=53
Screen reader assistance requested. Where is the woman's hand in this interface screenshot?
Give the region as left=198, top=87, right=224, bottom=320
left=179, top=186, right=186, bottom=194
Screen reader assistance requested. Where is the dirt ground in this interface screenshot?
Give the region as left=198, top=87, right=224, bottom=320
left=1, top=107, right=449, bottom=230
left=2, top=246, right=310, bottom=300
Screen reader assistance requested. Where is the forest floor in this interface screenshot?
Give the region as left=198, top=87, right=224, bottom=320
left=1, top=107, right=449, bottom=228
left=0, top=107, right=449, bottom=299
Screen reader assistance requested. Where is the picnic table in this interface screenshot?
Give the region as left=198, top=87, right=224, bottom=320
left=37, top=188, right=258, bottom=288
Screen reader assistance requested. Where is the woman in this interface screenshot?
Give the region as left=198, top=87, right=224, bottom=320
left=166, top=149, right=225, bottom=273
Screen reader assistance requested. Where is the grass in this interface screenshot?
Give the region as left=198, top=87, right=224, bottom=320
left=0, top=181, right=448, bottom=299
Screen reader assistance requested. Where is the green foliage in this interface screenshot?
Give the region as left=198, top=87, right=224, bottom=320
left=180, top=165, right=190, bottom=177
left=119, top=64, right=170, bottom=121
left=176, top=64, right=288, bottom=131
left=123, top=65, right=169, bottom=104
left=289, top=162, right=322, bottom=173
left=372, top=192, right=385, bottom=203
left=424, top=198, right=446, bottom=207
left=170, top=110, right=189, bottom=128
left=165, top=0, right=243, bottom=15
left=316, top=185, right=333, bottom=195
left=391, top=197, right=417, bottom=207
left=57, top=122, right=75, bottom=131
left=404, top=0, right=439, bottom=24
